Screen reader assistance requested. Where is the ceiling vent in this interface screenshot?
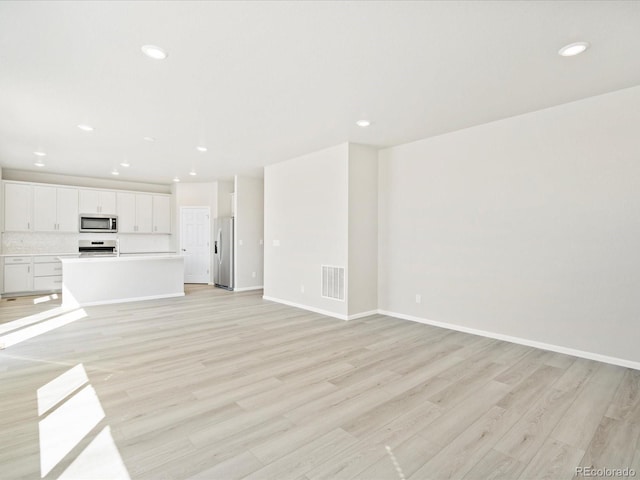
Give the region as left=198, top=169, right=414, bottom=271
left=321, top=265, right=345, bottom=301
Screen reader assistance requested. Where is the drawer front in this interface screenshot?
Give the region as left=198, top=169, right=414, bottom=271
left=34, top=263, right=63, bottom=277
left=33, top=276, right=62, bottom=291
left=4, top=256, right=31, bottom=264
left=34, top=256, right=61, bottom=263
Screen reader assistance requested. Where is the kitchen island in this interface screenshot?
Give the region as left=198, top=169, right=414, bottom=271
left=60, top=254, right=184, bottom=307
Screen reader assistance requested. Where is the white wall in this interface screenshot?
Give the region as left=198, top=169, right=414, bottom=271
left=379, top=85, right=640, bottom=366
left=264, top=143, right=349, bottom=317
left=217, top=180, right=234, bottom=218
left=348, top=144, right=378, bottom=316
left=234, top=176, right=264, bottom=290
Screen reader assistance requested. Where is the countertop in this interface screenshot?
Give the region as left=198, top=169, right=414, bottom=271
left=0, top=252, right=79, bottom=257
left=1, top=251, right=177, bottom=257
left=60, top=253, right=183, bottom=263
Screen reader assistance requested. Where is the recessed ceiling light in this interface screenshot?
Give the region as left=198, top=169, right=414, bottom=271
left=356, top=119, right=371, bottom=127
left=33, top=151, right=46, bottom=157
left=558, top=41, right=590, bottom=57
left=34, top=161, right=45, bottom=167
left=141, top=45, right=168, bottom=60
left=189, top=171, right=197, bottom=176
left=173, top=177, right=180, bottom=182
left=120, top=161, right=130, bottom=167
left=143, top=136, right=155, bottom=142
left=196, top=146, right=207, bottom=152
left=111, top=169, right=120, bottom=176
left=77, top=124, right=94, bottom=132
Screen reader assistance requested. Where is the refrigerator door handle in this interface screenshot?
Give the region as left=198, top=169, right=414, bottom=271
left=218, top=228, right=223, bottom=265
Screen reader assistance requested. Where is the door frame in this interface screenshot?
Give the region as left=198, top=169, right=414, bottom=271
left=179, top=206, right=211, bottom=284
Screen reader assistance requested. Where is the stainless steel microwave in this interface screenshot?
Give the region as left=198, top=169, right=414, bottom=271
left=79, top=214, right=118, bottom=233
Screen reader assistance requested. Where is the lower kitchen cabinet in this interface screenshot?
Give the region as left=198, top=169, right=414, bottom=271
left=3, top=257, right=33, bottom=293
left=2, top=255, right=74, bottom=296
left=33, top=256, right=64, bottom=291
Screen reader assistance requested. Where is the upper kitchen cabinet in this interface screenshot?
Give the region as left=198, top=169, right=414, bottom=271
left=135, top=194, right=153, bottom=233
left=79, top=189, right=117, bottom=215
left=4, top=182, right=32, bottom=231
left=152, top=195, right=171, bottom=233
left=33, top=186, right=79, bottom=232
left=117, top=192, right=153, bottom=233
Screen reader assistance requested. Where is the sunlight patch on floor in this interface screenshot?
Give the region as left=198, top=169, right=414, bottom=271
left=39, top=384, right=105, bottom=476
left=58, top=426, right=130, bottom=480
left=0, top=308, right=87, bottom=349
left=34, top=293, right=59, bottom=305
left=37, top=364, right=89, bottom=416
left=0, top=306, right=69, bottom=335
left=37, top=364, right=130, bottom=479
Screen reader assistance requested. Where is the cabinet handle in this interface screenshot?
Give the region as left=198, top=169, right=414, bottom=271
left=27, top=222, right=30, bottom=229
left=28, top=266, right=30, bottom=273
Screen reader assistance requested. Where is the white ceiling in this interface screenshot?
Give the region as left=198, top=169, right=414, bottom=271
left=1, top=1, right=639, bottom=185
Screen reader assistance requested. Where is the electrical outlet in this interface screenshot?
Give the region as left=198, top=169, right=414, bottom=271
left=239, top=239, right=244, bottom=246
left=252, top=271, right=256, bottom=278
left=415, top=294, right=422, bottom=304
left=259, top=239, right=263, bottom=245
left=300, top=285, right=305, bottom=293
left=273, top=240, right=280, bottom=247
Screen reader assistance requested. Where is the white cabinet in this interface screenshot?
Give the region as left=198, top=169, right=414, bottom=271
left=4, top=183, right=32, bottom=231
left=33, top=256, right=66, bottom=291
left=116, top=193, right=136, bottom=232
left=136, top=194, right=153, bottom=233
left=117, top=193, right=153, bottom=233
left=79, top=189, right=117, bottom=215
left=3, top=257, right=33, bottom=293
left=2, top=255, right=72, bottom=295
left=33, top=186, right=78, bottom=232
left=152, top=195, right=171, bottom=233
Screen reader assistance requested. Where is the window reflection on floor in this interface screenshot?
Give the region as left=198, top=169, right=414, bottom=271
left=34, top=293, right=59, bottom=305
left=0, top=309, right=87, bottom=349
left=37, top=364, right=130, bottom=479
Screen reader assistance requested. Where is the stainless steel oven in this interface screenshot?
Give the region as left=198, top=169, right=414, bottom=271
left=78, top=240, right=118, bottom=256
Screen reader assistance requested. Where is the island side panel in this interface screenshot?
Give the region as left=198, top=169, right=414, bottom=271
left=61, top=256, right=185, bottom=307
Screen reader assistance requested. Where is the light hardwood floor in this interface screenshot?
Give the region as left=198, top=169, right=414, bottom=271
left=1, top=285, right=639, bottom=479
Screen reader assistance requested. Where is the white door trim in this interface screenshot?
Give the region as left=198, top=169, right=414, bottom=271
left=180, top=206, right=211, bottom=284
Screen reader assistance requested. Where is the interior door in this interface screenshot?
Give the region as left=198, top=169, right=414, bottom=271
left=180, top=207, right=210, bottom=283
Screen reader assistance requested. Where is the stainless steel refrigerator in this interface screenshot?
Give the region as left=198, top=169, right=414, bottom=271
left=213, top=217, right=234, bottom=290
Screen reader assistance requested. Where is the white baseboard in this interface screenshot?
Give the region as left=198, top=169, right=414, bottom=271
left=234, top=286, right=264, bottom=292
left=378, top=309, right=640, bottom=371
left=347, top=310, right=379, bottom=320
left=262, top=296, right=379, bottom=321
left=258, top=295, right=640, bottom=370
left=66, top=292, right=185, bottom=308
left=263, top=296, right=349, bottom=320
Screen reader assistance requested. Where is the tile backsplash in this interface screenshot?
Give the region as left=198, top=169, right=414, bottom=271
left=2, top=232, right=78, bottom=254
left=2, top=232, right=173, bottom=254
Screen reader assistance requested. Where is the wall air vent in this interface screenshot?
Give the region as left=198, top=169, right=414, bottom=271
left=321, top=265, right=345, bottom=301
